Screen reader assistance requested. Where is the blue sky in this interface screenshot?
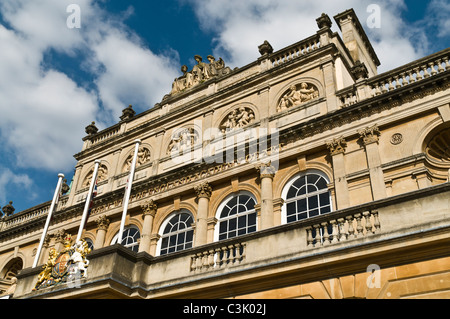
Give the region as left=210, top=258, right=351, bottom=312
left=0, top=0, right=449, bottom=214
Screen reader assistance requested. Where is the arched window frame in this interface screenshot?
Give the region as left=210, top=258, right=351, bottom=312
left=156, top=209, right=195, bottom=256
left=281, top=170, right=332, bottom=224
left=214, top=191, right=258, bottom=242
left=111, top=225, right=141, bottom=252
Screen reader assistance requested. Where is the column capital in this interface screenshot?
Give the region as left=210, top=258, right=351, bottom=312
left=255, top=161, right=276, bottom=178
left=96, top=215, right=111, bottom=231
left=141, top=199, right=158, bottom=217
left=326, top=136, right=347, bottom=156
left=358, top=124, right=380, bottom=145
left=194, top=182, right=212, bottom=199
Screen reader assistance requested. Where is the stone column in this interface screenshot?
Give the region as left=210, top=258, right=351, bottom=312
left=194, top=182, right=212, bottom=246
left=256, top=162, right=276, bottom=230
left=149, top=234, right=160, bottom=256
left=326, top=137, right=350, bottom=209
left=358, top=125, right=387, bottom=200
left=139, top=200, right=157, bottom=253
left=94, top=215, right=110, bottom=249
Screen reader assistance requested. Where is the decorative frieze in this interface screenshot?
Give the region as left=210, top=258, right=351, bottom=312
left=123, top=147, right=151, bottom=172
left=220, top=107, right=256, bottom=132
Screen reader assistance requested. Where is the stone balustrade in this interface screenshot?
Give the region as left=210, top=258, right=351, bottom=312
left=368, top=49, right=449, bottom=97
left=190, top=242, right=246, bottom=272
left=270, top=35, right=321, bottom=68
left=91, top=126, right=121, bottom=145
left=306, top=210, right=380, bottom=247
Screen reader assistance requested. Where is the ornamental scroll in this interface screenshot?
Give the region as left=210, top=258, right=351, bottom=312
left=277, top=82, right=319, bottom=112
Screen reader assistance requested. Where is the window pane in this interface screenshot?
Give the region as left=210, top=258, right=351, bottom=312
left=248, top=226, right=256, bottom=233
left=287, top=186, right=298, bottom=199
left=239, top=195, right=250, bottom=204
left=238, top=204, right=247, bottom=213
left=219, top=221, right=227, bottom=234
left=308, top=195, right=319, bottom=209
left=287, top=202, right=296, bottom=215
left=320, top=206, right=331, bottom=214
left=293, top=176, right=306, bottom=188
left=297, top=199, right=307, bottom=213
left=229, top=206, right=237, bottom=216
left=307, top=174, right=319, bottom=185
left=186, top=230, right=193, bottom=243
left=229, top=218, right=237, bottom=231
left=238, top=215, right=246, bottom=228
left=248, top=213, right=256, bottom=226
left=287, top=215, right=296, bottom=223
left=316, top=177, right=327, bottom=189
left=319, top=192, right=330, bottom=205
left=307, top=184, right=318, bottom=193
left=298, top=212, right=307, bottom=220
left=221, top=207, right=230, bottom=218
left=309, top=209, right=319, bottom=217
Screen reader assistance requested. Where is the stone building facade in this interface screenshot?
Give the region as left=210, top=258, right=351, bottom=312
left=1, top=9, right=449, bottom=299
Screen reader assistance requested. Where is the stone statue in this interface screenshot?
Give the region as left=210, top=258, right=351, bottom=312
left=33, top=248, right=58, bottom=290
left=68, top=240, right=91, bottom=279
left=168, top=55, right=232, bottom=96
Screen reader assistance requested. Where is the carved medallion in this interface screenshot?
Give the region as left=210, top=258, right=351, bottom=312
left=277, top=82, right=319, bottom=112
left=390, top=133, right=403, bottom=145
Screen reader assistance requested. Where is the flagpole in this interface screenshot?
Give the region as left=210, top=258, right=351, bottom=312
left=76, top=159, right=101, bottom=243
left=32, top=173, right=65, bottom=268
left=118, top=139, right=141, bottom=244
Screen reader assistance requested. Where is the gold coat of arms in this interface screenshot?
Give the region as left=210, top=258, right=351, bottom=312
left=33, top=235, right=91, bottom=291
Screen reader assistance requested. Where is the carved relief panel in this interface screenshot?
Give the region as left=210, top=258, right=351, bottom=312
left=277, top=82, right=319, bottom=112
left=122, top=147, right=151, bottom=172
left=220, top=106, right=256, bottom=132
left=82, top=164, right=108, bottom=188
left=166, top=127, right=201, bottom=155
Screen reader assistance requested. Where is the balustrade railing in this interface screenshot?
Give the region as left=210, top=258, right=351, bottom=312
left=91, top=126, right=121, bottom=145
left=190, top=242, right=246, bottom=272
left=270, top=35, right=321, bottom=68
left=306, top=210, right=380, bottom=247
left=368, top=49, right=449, bottom=97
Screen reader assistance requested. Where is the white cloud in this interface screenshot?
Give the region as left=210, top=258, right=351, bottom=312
left=0, top=168, right=35, bottom=205
left=0, top=0, right=179, bottom=173
left=187, top=0, right=427, bottom=73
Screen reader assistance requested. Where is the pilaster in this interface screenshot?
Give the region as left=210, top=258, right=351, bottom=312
left=326, top=137, right=350, bottom=209
left=358, top=124, right=386, bottom=200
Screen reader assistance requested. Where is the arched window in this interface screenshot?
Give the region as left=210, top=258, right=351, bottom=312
left=158, top=210, right=194, bottom=256
left=215, top=191, right=257, bottom=241
left=111, top=226, right=141, bottom=252
left=83, top=238, right=94, bottom=251
left=282, top=171, right=332, bottom=223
